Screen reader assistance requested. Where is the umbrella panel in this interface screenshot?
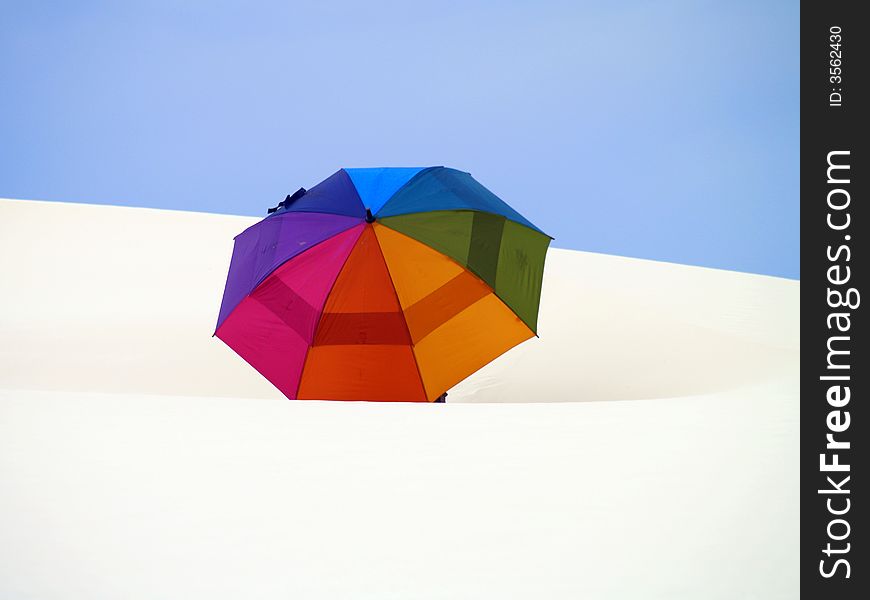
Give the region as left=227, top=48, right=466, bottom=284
left=297, top=226, right=426, bottom=401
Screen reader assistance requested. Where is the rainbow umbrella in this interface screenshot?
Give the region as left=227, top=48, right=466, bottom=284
left=215, top=167, right=551, bottom=402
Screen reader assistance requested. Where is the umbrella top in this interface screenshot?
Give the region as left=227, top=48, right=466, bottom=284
left=267, top=166, right=548, bottom=236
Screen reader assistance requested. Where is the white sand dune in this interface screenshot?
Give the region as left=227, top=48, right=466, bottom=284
left=0, top=198, right=798, bottom=598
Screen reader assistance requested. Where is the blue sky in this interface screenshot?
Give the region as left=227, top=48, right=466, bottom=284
left=0, top=0, right=798, bottom=278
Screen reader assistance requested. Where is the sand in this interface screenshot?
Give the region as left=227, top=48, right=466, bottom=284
left=0, top=198, right=798, bottom=598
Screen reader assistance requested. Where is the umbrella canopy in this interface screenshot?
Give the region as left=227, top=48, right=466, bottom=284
left=215, top=166, right=551, bottom=402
